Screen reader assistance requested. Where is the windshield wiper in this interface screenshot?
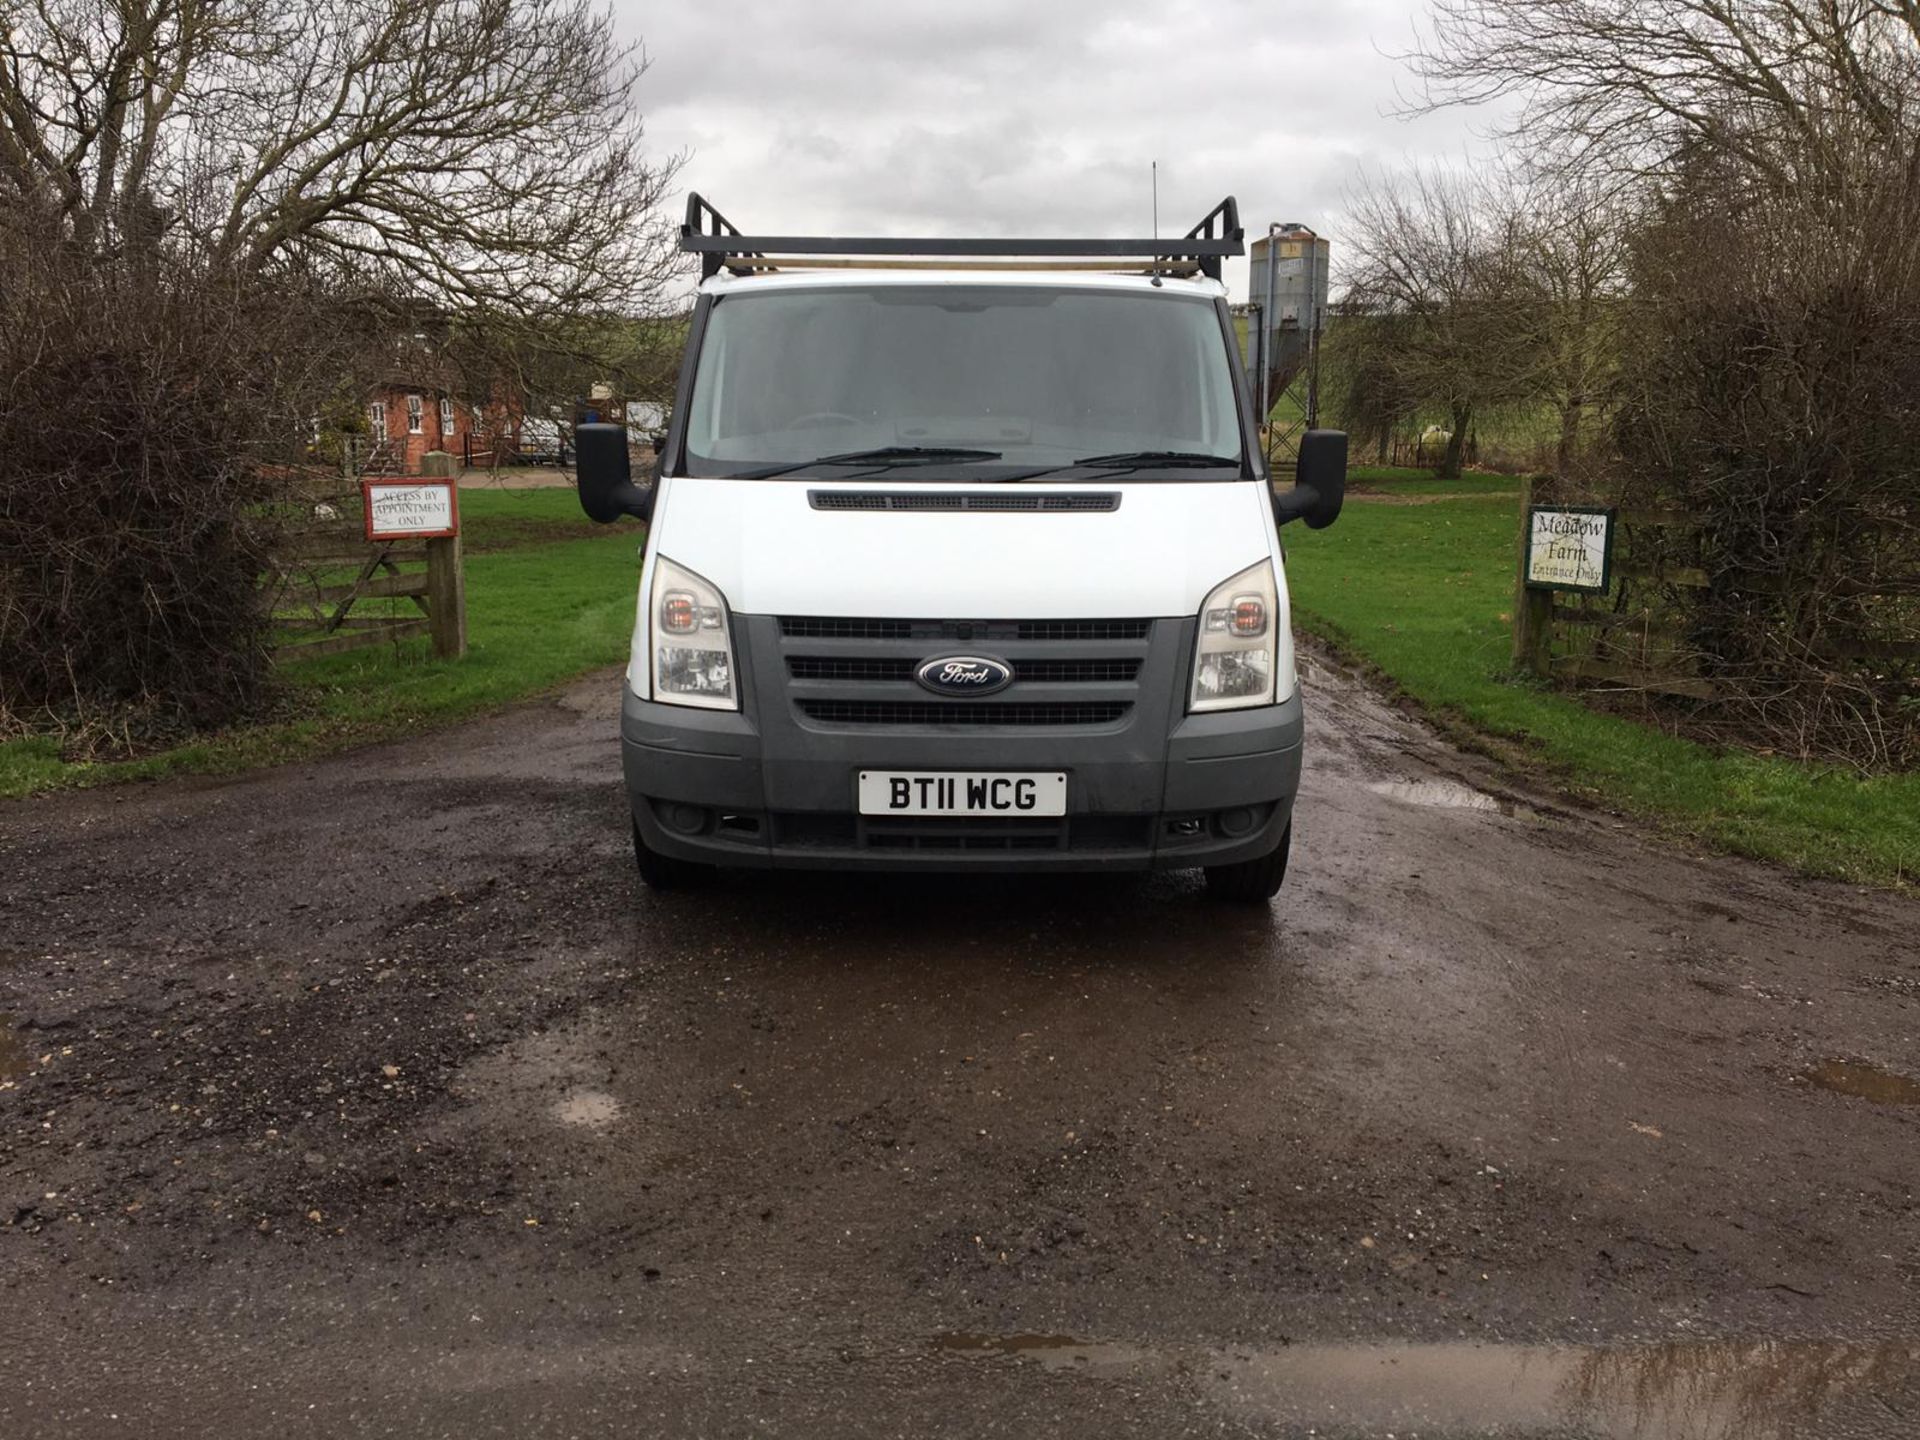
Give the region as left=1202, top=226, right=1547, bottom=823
left=1070, top=450, right=1241, bottom=470
left=738, top=446, right=1003, bottom=480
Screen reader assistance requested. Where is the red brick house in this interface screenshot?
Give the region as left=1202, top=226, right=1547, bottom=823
left=361, top=382, right=526, bottom=476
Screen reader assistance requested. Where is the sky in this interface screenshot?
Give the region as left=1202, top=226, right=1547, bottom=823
left=611, top=0, right=1506, bottom=301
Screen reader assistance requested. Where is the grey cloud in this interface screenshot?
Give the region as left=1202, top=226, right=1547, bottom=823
left=617, top=0, right=1505, bottom=297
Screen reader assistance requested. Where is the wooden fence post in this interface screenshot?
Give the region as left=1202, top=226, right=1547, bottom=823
left=420, top=452, right=467, bottom=659
left=1512, top=473, right=1554, bottom=677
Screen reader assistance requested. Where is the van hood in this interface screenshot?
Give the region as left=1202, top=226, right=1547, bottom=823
left=650, top=476, right=1277, bottom=619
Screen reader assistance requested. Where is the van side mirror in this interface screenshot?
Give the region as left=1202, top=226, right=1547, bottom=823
left=576, top=422, right=654, bottom=523
left=1273, top=429, right=1347, bottom=530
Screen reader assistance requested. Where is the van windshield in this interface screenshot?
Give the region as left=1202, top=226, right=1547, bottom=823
left=682, top=285, right=1246, bottom=478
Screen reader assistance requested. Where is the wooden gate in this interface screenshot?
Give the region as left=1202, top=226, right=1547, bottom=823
left=268, top=459, right=466, bottom=661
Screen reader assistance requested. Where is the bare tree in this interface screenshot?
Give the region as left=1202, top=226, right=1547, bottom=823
left=1400, top=0, right=1920, bottom=764
left=0, top=0, right=683, bottom=742
left=1406, top=1, right=1920, bottom=186
left=0, top=0, right=682, bottom=316
left=1317, top=307, right=1423, bottom=466
left=1505, top=176, right=1635, bottom=474
left=1339, top=166, right=1539, bottom=477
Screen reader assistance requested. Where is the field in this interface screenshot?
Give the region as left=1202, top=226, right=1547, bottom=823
left=0, top=489, right=642, bottom=799
left=1288, top=472, right=1920, bottom=885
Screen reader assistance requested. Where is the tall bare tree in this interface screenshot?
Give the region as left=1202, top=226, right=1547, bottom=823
left=1505, top=176, right=1634, bottom=474
left=1402, top=0, right=1920, bottom=764
left=0, top=0, right=682, bottom=740
left=0, top=0, right=682, bottom=316
left=1406, top=1, right=1920, bottom=186
left=1339, top=167, right=1539, bottom=477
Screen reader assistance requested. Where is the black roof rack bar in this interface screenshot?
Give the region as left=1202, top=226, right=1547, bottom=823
left=1184, top=196, right=1241, bottom=249
left=680, top=193, right=1244, bottom=280
left=684, top=192, right=768, bottom=275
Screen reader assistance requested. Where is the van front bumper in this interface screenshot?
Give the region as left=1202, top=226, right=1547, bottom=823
left=620, top=678, right=1303, bottom=874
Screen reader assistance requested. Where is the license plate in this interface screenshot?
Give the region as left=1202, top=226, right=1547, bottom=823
left=858, top=771, right=1067, bottom=818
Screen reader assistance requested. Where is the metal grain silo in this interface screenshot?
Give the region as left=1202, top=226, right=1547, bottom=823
left=1246, top=224, right=1330, bottom=422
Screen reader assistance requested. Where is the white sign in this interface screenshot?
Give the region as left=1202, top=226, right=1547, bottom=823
left=1526, top=507, right=1613, bottom=593
left=363, top=480, right=458, bottom=541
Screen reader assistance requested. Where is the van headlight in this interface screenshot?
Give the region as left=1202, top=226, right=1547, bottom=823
left=650, top=556, right=738, bottom=710
left=1189, top=559, right=1278, bottom=712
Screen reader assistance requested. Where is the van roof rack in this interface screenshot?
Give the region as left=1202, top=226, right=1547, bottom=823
left=680, top=193, right=1244, bottom=281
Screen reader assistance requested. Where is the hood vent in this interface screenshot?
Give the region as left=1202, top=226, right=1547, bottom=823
left=809, top=490, right=1119, bottom=514
left=778, top=616, right=1152, bottom=641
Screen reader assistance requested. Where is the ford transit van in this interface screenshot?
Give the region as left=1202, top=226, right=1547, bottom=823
left=576, top=194, right=1345, bottom=901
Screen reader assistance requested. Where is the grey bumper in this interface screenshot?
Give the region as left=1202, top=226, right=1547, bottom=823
left=622, top=615, right=1303, bottom=872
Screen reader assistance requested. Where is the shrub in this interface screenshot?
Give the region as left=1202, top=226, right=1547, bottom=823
left=0, top=227, right=344, bottom=750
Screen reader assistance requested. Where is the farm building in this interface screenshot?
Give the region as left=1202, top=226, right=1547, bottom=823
left=359, top=380, right=526, bottom=475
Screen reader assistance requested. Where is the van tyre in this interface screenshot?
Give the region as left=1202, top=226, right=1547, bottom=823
left=1204, top=825, right=1291, bottom=903
left=633, top=821, right=707, bottom=891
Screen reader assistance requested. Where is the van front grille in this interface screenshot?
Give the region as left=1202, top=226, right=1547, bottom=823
left=779, top=617, right=916, bottom=640
left=787, top=656, right=1141, bottom=684
left=1013, top=658, right=1141, bottom=681
left=796, top=700, right=1131, bottom=727
left=774, top=615, right=1160, bottom=731
left=1015, top=619, right=1151, bottom=641
left=789, top=656, right=917, bottom=681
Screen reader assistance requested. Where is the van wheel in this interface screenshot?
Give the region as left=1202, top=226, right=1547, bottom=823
left=1204, top=826, right=1291, bottom=903
left=632, top=821, right=707, bottom=891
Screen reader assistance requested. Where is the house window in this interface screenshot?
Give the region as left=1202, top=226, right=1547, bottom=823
left=368, top=401, right=387, bottom=442
left=407, top=394, right=424, bottom=434
left=439, top=396, right=455, bottom=437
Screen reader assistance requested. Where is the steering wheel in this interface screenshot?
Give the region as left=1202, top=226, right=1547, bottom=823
left=786, top=411, right=859, bottom=429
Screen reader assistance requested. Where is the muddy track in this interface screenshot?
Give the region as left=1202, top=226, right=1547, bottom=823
left=1, top=656, right=1916, bottom=1437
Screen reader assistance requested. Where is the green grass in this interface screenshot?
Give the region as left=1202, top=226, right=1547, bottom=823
left=1349, top=467, right=1523, bottom=497
left=1, top=489, right=642, bottom=799
left=453, top=482, right=606, bottom=550
left=1285, top=488, right=1920, bottom=887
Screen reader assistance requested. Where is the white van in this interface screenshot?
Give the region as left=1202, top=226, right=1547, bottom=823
left=576, top=195, right=1345, bottom=901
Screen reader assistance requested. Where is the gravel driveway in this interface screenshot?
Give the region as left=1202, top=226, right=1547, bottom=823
left=2, top=654, right=1916, bottom=1437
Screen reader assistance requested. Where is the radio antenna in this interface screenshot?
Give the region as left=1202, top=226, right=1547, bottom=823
left=1150, top=160, right=1163, bottom=286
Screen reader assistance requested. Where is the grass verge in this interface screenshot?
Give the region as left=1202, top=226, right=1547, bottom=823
left=1285, top=472, right=1919, bottom=887
left=1349, top=467, right=1523, bottom=497
left=1, top=489, right=642, bottom=799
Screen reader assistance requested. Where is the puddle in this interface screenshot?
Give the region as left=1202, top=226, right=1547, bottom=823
left=1368, top=778, right=1517, bottom=814
left=552, top=1089, right=622, bottom=1129
left=935, top=1333, right=1919, bottom=1438
left=1208, top=1338, right=1919, bottom=1438
left=1802, top=1059, right=1920, bottom=1106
